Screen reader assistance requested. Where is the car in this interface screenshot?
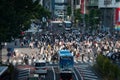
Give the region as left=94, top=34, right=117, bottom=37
left=60, top=70, right=73, bottom=80
left=106, top=52, right=120, bottom=61
left=34, top=60, right=47, bottom=75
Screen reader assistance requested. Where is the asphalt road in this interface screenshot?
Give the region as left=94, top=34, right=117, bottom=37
left=28, top=63, right=100, bottom=80
left=2, top=44, right=101, bottom=80
left=1, top=25, right=101, bottom=80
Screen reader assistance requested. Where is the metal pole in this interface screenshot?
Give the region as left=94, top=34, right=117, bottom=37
left=0, top=42, right=2, bottom=64
left=104, top=6, right=107, bottom=31
left=71, top=0, right=74, bottom=23
left=83, top=0, right=86, bottom=32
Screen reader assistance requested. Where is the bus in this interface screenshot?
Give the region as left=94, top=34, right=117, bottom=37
left=50, top=21, right=63, bottom=27
left=58, top=50, right=74, bottom=80
left=63, top=21, right=72, bottom=30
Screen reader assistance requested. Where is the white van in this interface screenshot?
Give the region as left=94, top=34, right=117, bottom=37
left=34, top=60, right=47, bottom=75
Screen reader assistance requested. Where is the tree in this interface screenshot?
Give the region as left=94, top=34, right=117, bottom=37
left=74, top=8, right=82, bottom=23
left=67, top=5, right=71, bottom=16
left=95, top=54, right=120, bottom=80
left=0, top=0, right=49, bottom=63
left=88, top=8, right=101, bottom=32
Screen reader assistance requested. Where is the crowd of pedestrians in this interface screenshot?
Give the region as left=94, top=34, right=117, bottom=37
left=6, top=29, right=120, bottom=65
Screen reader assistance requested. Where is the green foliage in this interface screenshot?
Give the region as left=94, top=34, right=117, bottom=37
left=8, top=63, right=14, bottom=73
left=67, top=5, right=71, bottom=16
left=95, top=54, right=120, bottom=80
left=35, top=5, right=51, bottom=20
left=85, top=8, right=101, bottom=31
left=74, top=8, right=82, bottom=23
left=0, top=0, right=50, bottom=42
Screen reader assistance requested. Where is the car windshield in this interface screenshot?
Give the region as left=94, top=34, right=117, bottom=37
left=60, top=73, right=72, bottom=80
left=35, top=63, right=46, bottom=67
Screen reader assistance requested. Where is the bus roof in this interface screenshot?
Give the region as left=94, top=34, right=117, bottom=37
left=51, top=21, right=62, bottom=23
left=63, top=21, right=71, bottom=23
left=58, top=50, right=72, bottom=56
left=60, top=70, right=73, bottom=73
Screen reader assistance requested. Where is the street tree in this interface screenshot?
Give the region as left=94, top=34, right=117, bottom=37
left=0, top=0, right=50, bottom=63
left=74, top=8, right=82, bottom=23
left=67, top=5, right=71, bottom=16
left=88, top=8, right=101, bottom=32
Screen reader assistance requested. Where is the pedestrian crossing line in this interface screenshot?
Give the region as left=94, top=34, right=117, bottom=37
left=77, top=67, right=86, bottom=70
left=81, top=70, right=92, bottom=73
left=77, top=66, right=87, bottom=69
left=75, top=59, right=86, bottom=63
left=76, top=65, right=99, bottom=80
left=78, top=65, right=89, bottom=67
left=83, top=72, right=96, bottom=75
left=84, top=77, right=98, bottom=80
left=83, top=75, right=98, bottom=78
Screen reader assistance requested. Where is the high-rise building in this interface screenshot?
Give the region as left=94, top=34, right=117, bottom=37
left=54, top=0, right=68, bottom=20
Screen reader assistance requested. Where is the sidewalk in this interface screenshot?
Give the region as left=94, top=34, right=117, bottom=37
left=2, top=48, right=39, bottom=64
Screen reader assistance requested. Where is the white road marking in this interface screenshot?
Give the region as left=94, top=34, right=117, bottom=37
left=73, top=69, right=79, bottom=80
left=52, top=66, right=56, bottom=80
left=74, top=68, right=84, bottom=80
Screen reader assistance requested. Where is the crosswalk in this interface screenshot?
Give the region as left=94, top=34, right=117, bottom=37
left=76, top=65, right=99, bottom=80
left=17, top=68, right=30, bottom=80
left=74, top=56, right=94, bottom=64
left=10, top=56, right=94, bottom=66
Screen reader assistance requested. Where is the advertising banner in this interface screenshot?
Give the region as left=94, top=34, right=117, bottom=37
left=80, top=0, right=85, bottom=14
left=115, top=8, right=120, bottom=24
left=115, top=8, right=120, bottom=30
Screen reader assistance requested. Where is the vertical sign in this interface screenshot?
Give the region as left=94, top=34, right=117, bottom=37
left=115, top=8, right=120, bottom=30
left=115, top=8, right=120, bottom=24
left=80, top=0, right=85, bottom=14
left=118, top=10, right=120, bottom=22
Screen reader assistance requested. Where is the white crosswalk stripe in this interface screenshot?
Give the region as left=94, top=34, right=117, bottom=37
left=76, top=65, right=99, bottom=80
left=17, top=68, right=30, bottom=80
left=74, top=56, right=94, bottom=64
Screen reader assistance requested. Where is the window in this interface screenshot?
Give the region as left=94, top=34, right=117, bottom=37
left=116, top=0, right=120, bottom=2
left=104, top=0, right=112, bottom=5
left=35, top=62, right=46, bottom=67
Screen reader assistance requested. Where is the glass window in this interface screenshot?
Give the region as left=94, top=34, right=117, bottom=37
left=35, top=63, right=46, bottom=67
left=116, top=0, right=120, bottom=2
left=104, top=0, right=112, bottom=5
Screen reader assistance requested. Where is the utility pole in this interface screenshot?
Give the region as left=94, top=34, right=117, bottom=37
left=71, top=0, right=74, bottom=24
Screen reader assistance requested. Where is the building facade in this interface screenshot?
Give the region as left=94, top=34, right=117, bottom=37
left=54, top=0, right=68, bottom=20
left=98, top=0, right=120, bottom=31
left=85, top=0, right=120, bottom=31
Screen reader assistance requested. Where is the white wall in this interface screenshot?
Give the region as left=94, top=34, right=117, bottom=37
left=98, top=0, right=120, bottom=8
left=40, top=0, right=43, bottom=5
left=33, top=0, right=43, bottom=5
left=55, top=0, right=67, bottom=3
left=55, top=5, right=66, bottom=10
left=75, top=5, right=80, bottom=9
